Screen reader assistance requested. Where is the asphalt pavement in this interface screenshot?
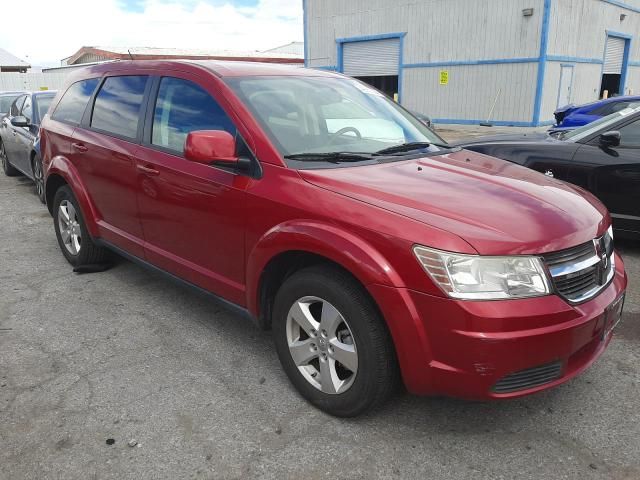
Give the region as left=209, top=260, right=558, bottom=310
left=0, top=158, right=639, bottom=479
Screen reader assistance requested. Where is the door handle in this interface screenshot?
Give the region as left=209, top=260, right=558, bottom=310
left=136, top=164, right=160, bottom=176
left=72, top=142, right=88, bottom=153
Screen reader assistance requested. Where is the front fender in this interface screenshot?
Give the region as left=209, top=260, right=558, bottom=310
left=46, top=155, right=100, bottom=238
left=246, top=220, right=405, bottom=317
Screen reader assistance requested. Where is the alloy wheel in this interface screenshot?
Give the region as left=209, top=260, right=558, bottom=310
left=33, top=158, right=44, bottom=199
left=58, top=200, right=82, bottom=255
left=286, top=296, right=358, bottom=394
left=0, top=143, right=6, bottom=170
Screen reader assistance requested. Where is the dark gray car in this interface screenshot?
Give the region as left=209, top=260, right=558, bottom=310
left=0, top=91, right=56, bottom=203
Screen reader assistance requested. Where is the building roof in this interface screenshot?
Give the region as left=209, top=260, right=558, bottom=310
left=64, top=46, right=303, bottom=66
left=262, top=42, right=304, bottom=57
left=0, top=48, right=30, bottom=68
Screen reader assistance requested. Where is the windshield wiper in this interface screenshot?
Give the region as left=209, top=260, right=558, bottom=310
left=284, top=152, right=374, bottom=163
left=374, top=142, right=435, bottom=155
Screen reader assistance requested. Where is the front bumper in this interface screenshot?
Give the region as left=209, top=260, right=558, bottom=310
left=369, top=251, right=627, bottom=399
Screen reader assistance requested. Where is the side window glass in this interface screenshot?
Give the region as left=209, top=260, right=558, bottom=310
left=52, top=78, right=100, bottom=124
left=610, top=102, right=629, bottom=114
left=10, top=96, right=26, bottom=117
left=91, top=76, right=148, bottom=139
left=21, top=96, right=32, bottom=122
left=152, top=77, right=235, bottom=154
left=618, top=119, right=640, bottom=147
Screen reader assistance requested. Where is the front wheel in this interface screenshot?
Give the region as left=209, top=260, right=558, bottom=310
left=273, top=265, right=399, bottom=417
left=53, top=186, right=108, bottom=267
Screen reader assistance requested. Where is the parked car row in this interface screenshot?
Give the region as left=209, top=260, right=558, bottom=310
left=0, top=90, right=57, bottom=202
left=2, top=63, right=627, bottom=417
left=551, top=95, right=640, bottom=133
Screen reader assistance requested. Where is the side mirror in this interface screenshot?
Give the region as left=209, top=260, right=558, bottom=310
left=599, top=130, right=621, bottom=147
left=184, top=130, right=238, bottom=165
left=11, top=116, right=29, bottom=128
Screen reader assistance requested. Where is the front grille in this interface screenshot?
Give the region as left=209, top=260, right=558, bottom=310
left=544, top=242, right=596, bottom=269
left=492, top=361, right=562, bottom=394
left=543, top=233, right=614, bottom=303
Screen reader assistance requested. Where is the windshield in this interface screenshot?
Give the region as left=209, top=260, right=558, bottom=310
left=562, top=103, right=640, bottom=141
left=0, top=95, right=21, bottom=114
left=35, top=95, right=55, bottom=123
left=226, top=76, right=446, bottom=159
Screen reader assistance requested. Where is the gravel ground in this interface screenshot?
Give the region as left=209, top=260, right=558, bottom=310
left=0, top=162, right=639, bottom=480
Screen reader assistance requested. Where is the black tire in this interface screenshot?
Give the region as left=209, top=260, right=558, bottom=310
left=1, top=139, right=20, bottom=177
left=32, top=153, right=46, bottom=204
left=52, top=185, right=108, bottom=267
left=273, top=265, right=399, bottom=417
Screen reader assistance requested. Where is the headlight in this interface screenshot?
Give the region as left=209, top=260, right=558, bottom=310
left=413, top=245, right=551, bottom=300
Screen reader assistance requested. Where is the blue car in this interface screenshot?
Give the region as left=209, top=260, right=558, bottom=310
left=551, top=95, right=640, bottom=133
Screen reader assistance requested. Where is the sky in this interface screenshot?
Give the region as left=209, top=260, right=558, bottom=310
left=1, top=0, right=303, bottom=67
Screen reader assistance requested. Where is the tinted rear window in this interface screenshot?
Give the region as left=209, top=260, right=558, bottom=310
left=52, top=79, right=100, bottom=124
left=91, top=76, right=148, bottom=139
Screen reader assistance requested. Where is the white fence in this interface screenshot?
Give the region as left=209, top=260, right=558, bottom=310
left=0, top=72, right=69, bottom=92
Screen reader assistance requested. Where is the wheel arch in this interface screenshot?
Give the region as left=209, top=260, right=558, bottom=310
left=247, top=220, right=405, bottom=330
left=45, top=157, right=99, bottom=237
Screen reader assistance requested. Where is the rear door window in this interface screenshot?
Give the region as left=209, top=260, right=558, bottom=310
left=151, top=77, right=235, bottom=154
left=52, top=78, right=100, bottom=124
left=91, top=76, right=148, bottom=140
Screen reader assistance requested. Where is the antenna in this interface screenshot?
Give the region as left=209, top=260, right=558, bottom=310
left=127, top=49, right=134, bottom=61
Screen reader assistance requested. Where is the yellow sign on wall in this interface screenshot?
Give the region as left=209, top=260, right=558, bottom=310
left=439, top=70, right=449, bottom=85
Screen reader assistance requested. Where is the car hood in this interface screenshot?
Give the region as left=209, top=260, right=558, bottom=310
left=299, top=149, right=608, bottom=255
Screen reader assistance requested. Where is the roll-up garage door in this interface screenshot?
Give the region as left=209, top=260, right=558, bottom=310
left=603, top=37, right=626, bottom=74
left=342, top=38, right=400, bottom=77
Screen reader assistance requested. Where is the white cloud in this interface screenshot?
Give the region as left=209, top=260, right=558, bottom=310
left=0, top=0, right=302, bottom=66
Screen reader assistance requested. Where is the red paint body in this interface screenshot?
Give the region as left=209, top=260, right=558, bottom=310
left=40, top=61, right=627, bottom=399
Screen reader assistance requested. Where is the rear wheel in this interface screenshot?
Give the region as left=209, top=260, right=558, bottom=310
left=273, top=265, right=399, bottom=417
left=53, top=186, right=108, bottom=267
left=1, top=140, right=19, bottom=177
left=32, top=154, right=45, bottom=203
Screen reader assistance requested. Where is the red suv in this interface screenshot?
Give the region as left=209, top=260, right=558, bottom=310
left=40, top=61, right=627, bottom=416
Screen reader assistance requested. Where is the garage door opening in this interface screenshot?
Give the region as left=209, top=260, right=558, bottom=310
left=600, top=36, right=629, bottom=98
left=353, top=75, right=398, bottom=99
left=341, top=38, right=401, bottom=100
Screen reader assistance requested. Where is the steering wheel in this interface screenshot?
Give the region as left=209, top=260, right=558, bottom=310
left=329, top=126, right=362, bottom=144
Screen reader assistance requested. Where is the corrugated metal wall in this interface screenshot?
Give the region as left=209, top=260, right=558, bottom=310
left=0, top=72, right=68, bottom=92
left=307, top=0, right=544, bottom=124
left=307, top=0, right=640, bottom=126
left=548, top=0, right=640, bottom=60
left=540, top=0, right=640, bottom=123
left=308, top=0, right=544, bottom=67
left=402, top=63, right=538, bottom=123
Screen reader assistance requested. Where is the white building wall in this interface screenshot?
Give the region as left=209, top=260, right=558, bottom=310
left=307, top=0, right=545, bottom=69
left=0, top=72, right=68, bottom=92
left=402, top=63, right=538, bottom=124
left=540, top=62, right=603, bottom=121
left=307, top=0, right=640, bottom=125
left=306, top=0, right=545, bottom=125
left=538, top=0, right=640, bottom=123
